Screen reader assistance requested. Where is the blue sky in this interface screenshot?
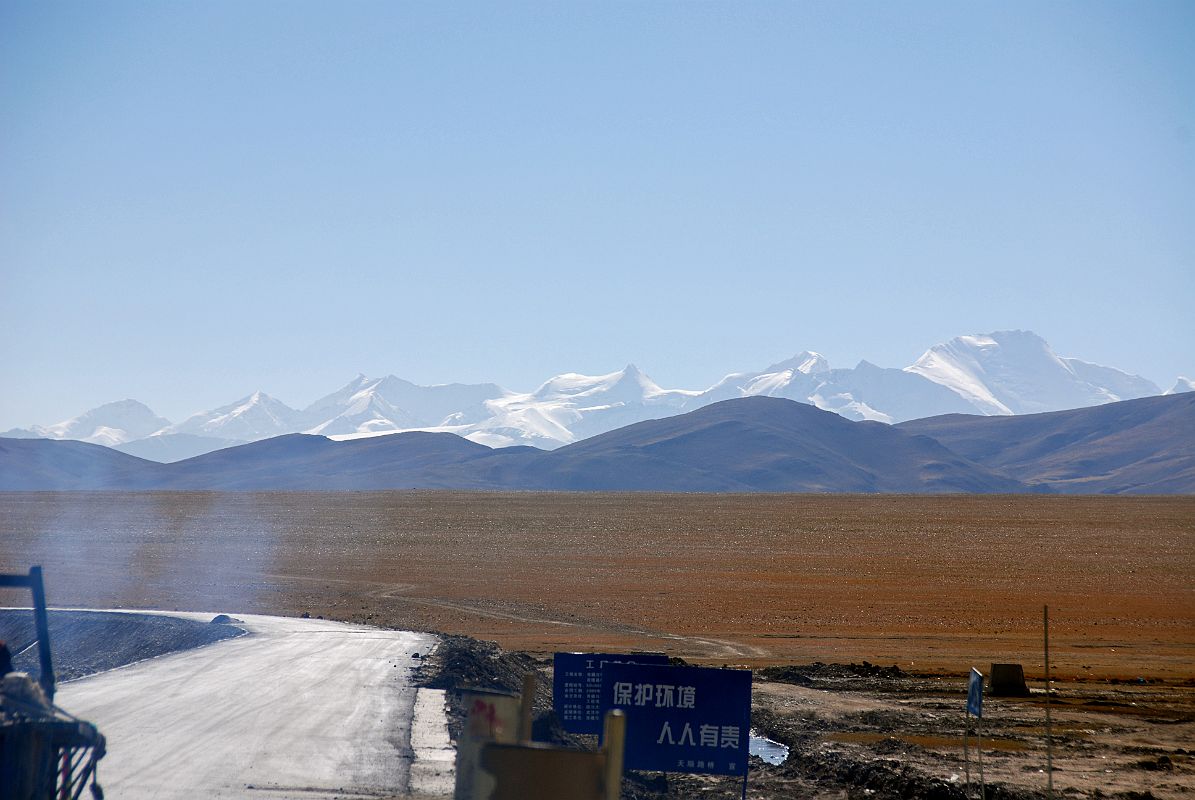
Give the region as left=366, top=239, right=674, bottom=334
left=2, top=1, right=1192, bottom=427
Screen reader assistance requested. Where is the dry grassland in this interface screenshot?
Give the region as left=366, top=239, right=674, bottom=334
left=1, top=492, right=1190, bottom=680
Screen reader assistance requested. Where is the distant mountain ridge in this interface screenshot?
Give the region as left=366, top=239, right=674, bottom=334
left=489, top=397, right=1032, bottom=493
left=3, top=393, right=1190, bottom=493
left=897, top=392, right=1195, bottom=494
left=3, top=330, right=1177, bottom=461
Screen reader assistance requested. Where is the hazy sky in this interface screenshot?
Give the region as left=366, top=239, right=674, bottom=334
left=2, top=1, right=1192, bottom=428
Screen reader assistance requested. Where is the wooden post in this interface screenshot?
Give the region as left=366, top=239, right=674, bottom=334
left=1045, top=605, right=1054, bottom=798
left=29, top=566, right=56, bottom=702
left=602, top=710, right=626, bottom=800
left=520, top=673, right=537, bottom=743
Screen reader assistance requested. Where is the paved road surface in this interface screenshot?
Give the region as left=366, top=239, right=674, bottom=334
left=55, top=612, right=445, bottom=799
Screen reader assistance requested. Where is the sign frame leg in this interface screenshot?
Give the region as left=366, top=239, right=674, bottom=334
left=963, top=708, right=971, bottom=796
left=977, top=714, right=986, bottom=800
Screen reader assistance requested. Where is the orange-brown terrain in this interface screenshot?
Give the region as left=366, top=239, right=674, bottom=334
left=1, top=492, right=1191, bottom=678
left=3, top=492, right=1192, bottom=798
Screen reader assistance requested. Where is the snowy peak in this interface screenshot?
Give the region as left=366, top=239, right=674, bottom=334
left=703, top=350, right=823, bottom=403
left=303, top=374, right=374, bottom=418
left=304, top=386, right=416, bottom=436
left=906, top=334, right=1020, bottom=415
left=1165, top=377, right=1195, bottom=395
left=17, top=399, right=172, bottom=446
left=164, top=391, right=302, bottom=440
left=466, top=364, right=699, bottom=449
left=302, top=376, right=412, bottom=436
left=0, top=399, right=170, bottom=446
left=531, top=364, right=664, bottom=403
left=363, top=374, right=507, bottom=426
left=608, top=364, right=667, bottom=400
left=906, top=330, right=1159, bottom=415
left=302, top=373, right=508, bottom=435
left=708, top=351, right=829, bottom=404
left=761, top=351, right=831, bottom=376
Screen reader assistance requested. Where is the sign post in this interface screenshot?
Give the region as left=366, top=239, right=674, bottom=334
left=963, top=704, right=970, bottom=792
left=1044, top=605, right=1054, bottom=798
left=966, top=668, right=985, bottom=800
left=599, top=663, right=752, bottom=779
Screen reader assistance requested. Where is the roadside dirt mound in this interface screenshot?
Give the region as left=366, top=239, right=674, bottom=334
left=759, top=661, right=907, bottom=689
left=0, top=609, right=244, bottom=683
left=417, top=634, right=536, bottom=694
left=415, top=634, right=552, bottom=744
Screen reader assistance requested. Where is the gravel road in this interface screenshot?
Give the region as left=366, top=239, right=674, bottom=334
left=54, top=611, right=442, bottom=799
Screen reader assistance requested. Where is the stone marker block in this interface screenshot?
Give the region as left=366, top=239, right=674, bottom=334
left=989, top=663, right=1030, bottom=696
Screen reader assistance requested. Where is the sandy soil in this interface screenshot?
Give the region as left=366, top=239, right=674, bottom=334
left=2, top=492, right=1188, bottom=678
left=2, top=491, right=1191, bottom=798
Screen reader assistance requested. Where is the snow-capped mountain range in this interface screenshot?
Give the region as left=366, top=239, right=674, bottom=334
left=5, top=330, right=1188, bottom=462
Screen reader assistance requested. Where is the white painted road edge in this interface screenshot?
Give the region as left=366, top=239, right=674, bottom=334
left=51, top=609, right=455, bottom=799
left=410, top=688, right=455, bottom=795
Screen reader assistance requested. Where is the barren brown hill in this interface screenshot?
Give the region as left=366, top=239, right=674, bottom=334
left=897, top=392, right=1195, bottom=493
left=491, top=396, right=1031, bottom=492
left=0, top=398, right=1030, bottom=493
left=4, top=394, right=1191, bottom=493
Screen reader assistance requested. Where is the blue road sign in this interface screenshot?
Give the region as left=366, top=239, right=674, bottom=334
left=967, top=668, right=984, bottom=717
left=600, top=662, right=751, bottom=776
left=553, top=652, right=671, bottom=734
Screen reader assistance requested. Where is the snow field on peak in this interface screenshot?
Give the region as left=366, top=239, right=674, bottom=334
left=905, top=347, right=1012, bottom=415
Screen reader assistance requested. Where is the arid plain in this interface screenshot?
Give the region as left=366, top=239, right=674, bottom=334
left=4, top=491, right=1193, bottom=797
left=1, top=492, right=1190, bottom=679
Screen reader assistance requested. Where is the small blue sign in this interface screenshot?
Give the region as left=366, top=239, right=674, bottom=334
left=553, top=652, right=671, bottom=734
left=967, top=668, right=984, bottom=717
left=600, top=663, right=751, bottom=776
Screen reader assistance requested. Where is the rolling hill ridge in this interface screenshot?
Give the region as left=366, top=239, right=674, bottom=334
left=4, top=393, right=1191, bottom=493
